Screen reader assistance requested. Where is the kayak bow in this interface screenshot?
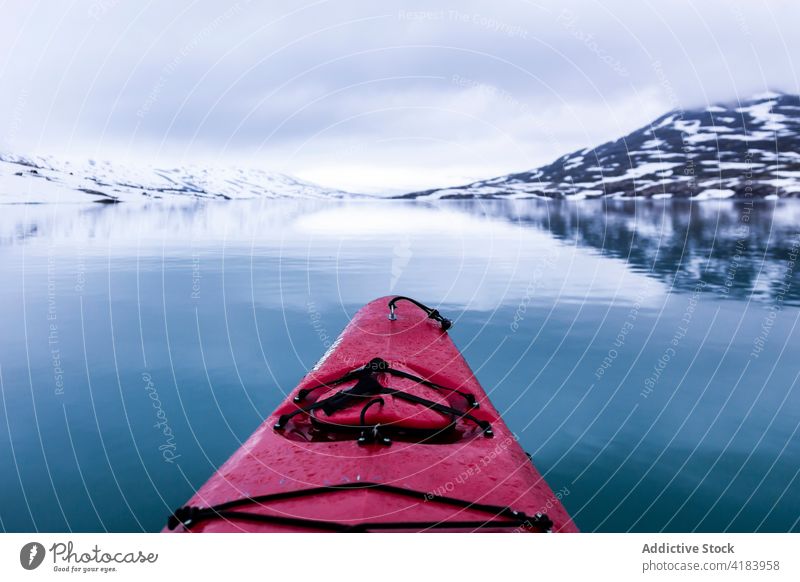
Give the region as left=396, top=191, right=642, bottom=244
left=165, top=296, right=578, bottom=533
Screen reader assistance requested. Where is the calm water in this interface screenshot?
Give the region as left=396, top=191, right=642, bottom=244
left=1, top=198, right=799, bottom=532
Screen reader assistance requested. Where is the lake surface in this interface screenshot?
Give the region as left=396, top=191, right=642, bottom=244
left=1, top=198, right=799, bottom=532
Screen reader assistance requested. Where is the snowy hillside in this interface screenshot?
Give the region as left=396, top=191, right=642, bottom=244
left=401, top=92, right=800, bottom=200
left=4, top=93, right=800, bottom=204
left=0, top=153, right=353, bottom=203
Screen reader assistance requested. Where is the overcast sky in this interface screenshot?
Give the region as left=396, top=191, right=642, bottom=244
left=1, top=0, right=798, bottom=193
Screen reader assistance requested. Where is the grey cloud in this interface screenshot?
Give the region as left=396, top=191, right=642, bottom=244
left=1, top=0, right=798, bottom=191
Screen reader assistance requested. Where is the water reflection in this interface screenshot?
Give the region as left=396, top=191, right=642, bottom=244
left=3, top=198, right=798, bottom=305
left=459, top=198, right=800, bottom=304
left=1, top=198, right=798, bottom=533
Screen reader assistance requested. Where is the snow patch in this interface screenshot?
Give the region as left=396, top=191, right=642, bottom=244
left=751, top=91, right=783, bottom=101
left=674, top=119, right=701, bottom=134
left=693, top=189, right=735, bottom=200
left=642, top=138, right=666, bottom=149
left=736, top=100, right=790, bottom=131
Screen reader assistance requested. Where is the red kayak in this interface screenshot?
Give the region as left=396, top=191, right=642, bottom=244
left=165, top=297, right=578, bottom=532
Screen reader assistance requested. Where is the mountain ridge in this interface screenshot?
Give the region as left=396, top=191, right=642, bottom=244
left=398, top=92, right=800, bottom=200
left=0, top=152, right=353, bottom=203
left=3, top=92, right=800, bottom=203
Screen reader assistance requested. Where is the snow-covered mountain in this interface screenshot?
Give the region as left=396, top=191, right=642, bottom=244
left=401, top=92, right=800, bottom=200
left=5, top=93, right=800, bottom=204
left=0, top=153, right=353, bottom=203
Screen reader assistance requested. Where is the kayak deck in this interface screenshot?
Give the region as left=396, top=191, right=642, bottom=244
left=165, top=296, right=578, bottom=532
